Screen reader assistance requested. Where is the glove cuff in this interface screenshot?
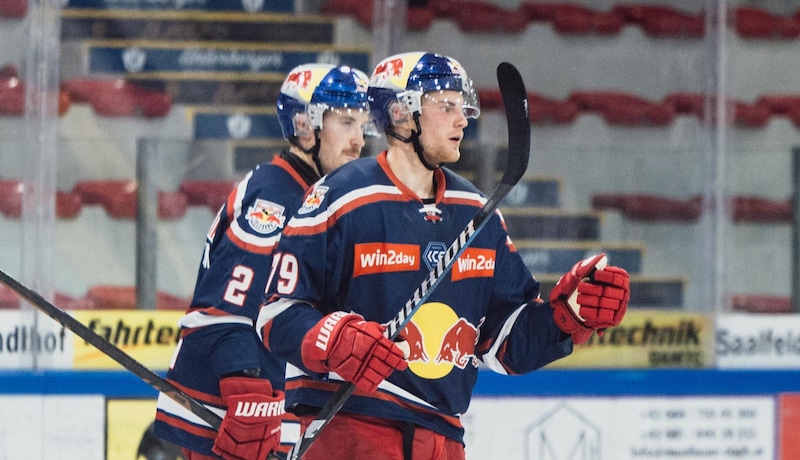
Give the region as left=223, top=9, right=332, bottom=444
left=301, top=311, right=363, bottom=373
left=219, top=376, right=275, bottom=400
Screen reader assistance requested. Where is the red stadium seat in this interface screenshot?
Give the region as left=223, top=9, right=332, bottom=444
left=757, top=95, right=800, bottom=127
left=0, top=284, right=20, bottom=309
left=732, top=196, right=792, bottom=223
left=664, top=92, right=705, bottom=119
left=521, top=2, right=624, bottom=35
left=86, top=285, right=191, bottom=310
left=569, top=91, right=675, bottom=126
left=179, top=180, right=236, bottom=213
left=529, top=93, right=580, bottom=124
left=0, top=180, right=23, bottom=218
left=730, top=294, right=792, bottom=314
left=613, top=4, right=704, bottom=37
left=591, top=193, right=702, bottom=221
left=735, top=7, right=800, bottom=39
left=447, top=1, right=527, bottom=33
left=0, top=0, right=27, bottom=18
left=475, top=89, right=579, bottom=124
left=61, top=79, right=171, bottom=118
left=87, top=285, right=138, bottom=310
left=0, top=180, right=84, bottom=219
left=0, top=69, right=70, bottom=116
left=732, top=100, right=772, bottom=128
left=74, top=180, right=188, bottom=219
left=54, top=291, right=97, bottom=310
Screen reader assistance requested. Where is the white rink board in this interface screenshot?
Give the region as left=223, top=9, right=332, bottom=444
left=463, top=396, right=773, bottom=460
left=0, top=395, right=104, bottom=460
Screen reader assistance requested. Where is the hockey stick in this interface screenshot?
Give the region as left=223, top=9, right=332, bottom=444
left=288, top=61, right=531, bottom=459
left=0, top=268, right=223, bottom=430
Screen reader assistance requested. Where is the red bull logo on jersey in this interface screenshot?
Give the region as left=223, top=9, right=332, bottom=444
left=393, top=302, right=483, bottom=379
left=451, top=248, right=496, bottom=282
left=246, top=199, right=286, bottom=234
left=298, top=186, right=328, bottom=215
left=353, top=242, right=420, bottom=277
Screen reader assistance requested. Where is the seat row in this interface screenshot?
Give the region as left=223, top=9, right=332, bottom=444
left=0, top=179, right=236, bottom=219
left=322, top=0, right=800, bottom=39
left=5, top=67, right=800, bottom=131
left=0, top=66, right=171, bottom=118
left=591, top=193, right=793, bottom=223
left=0, top=284, right=190, bottom=310
left=477, top=89, right=800, bottom=128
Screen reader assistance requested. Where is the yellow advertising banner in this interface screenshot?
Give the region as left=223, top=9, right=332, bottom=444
left=71, top=310, right=183, bottom=370
left=547, top=309, right=715, bottom=369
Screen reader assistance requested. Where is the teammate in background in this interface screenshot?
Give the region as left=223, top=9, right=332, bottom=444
left=256, top=52, right=630, bottom=459
left=153, top=63, right=377, bottom=460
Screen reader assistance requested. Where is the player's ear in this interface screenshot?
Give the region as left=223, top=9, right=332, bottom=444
left=388, top=101, right=411, bottom=127
left=292, top=112, right=313, bottom=138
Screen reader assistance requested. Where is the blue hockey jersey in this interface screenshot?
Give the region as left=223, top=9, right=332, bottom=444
left=258, top=151, right=572, bottom=444
left=155, top=151, right=318, bottom=458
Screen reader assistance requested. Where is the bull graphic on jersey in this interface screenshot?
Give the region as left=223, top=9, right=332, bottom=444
left=298, top=186, right=328, bottom=215
left=394, top=303, right=483, bottom=378
left=246, top=199, right=286, bottom=234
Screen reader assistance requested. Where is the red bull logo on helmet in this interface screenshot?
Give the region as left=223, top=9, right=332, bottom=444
left=370, top=52, right=424, bottom=89
left=246, top=199, right=286, bottom=234
left=393, top=302, right=483, bottom=379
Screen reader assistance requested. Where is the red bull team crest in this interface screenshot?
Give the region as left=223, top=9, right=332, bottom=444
left=246, top=199, right=286, bottom=234
left=394, top=302, right=483, bottom=379
left=298, top=186, right=328, bottom=215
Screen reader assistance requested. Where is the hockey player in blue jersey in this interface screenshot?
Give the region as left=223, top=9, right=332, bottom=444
left=256, top=52, right=630, bottom=460
left=153, top=63, right=377, bottom=460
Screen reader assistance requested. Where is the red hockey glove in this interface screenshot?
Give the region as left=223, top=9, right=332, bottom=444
left=212, top=377, right=284, bottom=460
left=550, top=254, right=629, bottom=345
left=301, top=311, right=408, bottom=393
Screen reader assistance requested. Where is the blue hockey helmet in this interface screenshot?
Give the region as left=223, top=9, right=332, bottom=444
left=277, top=64, right=376, bottom=141
left=367, top=52, right=480, bottom=134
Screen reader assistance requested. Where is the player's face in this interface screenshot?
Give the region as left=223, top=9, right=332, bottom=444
left=417, top=90, right=469, bottom=165
left=317, top=108, right=371, bottom=174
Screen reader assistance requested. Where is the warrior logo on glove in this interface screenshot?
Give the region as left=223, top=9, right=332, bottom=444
left=549, top=254, right=630, bottom=344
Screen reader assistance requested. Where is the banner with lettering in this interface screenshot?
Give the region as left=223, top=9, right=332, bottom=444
left=547, top=309, right=715, bottom=369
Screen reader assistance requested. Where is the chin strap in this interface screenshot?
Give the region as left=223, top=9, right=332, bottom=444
left=387, top=114, right=441, bottom=171
left=291, top=131, right=324, bottom=175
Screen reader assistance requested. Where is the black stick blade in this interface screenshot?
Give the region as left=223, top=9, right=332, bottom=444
left=496, top=62, right=531, bottom=186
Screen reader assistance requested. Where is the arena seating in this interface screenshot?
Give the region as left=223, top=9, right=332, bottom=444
left=0, top=180, right=83, bottom=219
left=0, top=0, right=26, bottom=18
left=568, top=91, right=675, bottom=126
left=73, top=180, right=188, bottom=219
left=86, top=285, right=190, bottom=310
left=477, top=89, right=579, bottom=124
left=592, top=193, right=794, bottom=223
left=735, top=6, right=800, bottom=39
left=61, top=79, right=171, bottom=117
left=178, top=180, right=236, bottom=213
left=522, top=2, right=625, bottom=35
left=757, top=95, right=800, bottom=128
left=612, top=4, right=704, bottom=37
left=0, top=284, right=20, bottom=309
left=0, top=65, right=71, bottom=116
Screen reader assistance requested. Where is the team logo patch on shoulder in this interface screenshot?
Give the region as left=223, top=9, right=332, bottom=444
left=298, top=186, right=328, bottom=215
left=246, top=199, right=286, bottom=234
